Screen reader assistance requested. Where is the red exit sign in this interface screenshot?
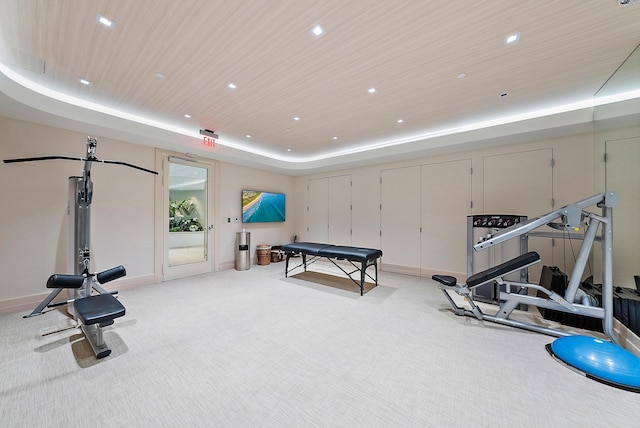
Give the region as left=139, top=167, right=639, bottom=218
left=200, top=130, right=218, bottom=147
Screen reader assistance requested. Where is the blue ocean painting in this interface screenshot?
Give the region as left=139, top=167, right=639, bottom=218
left=243, top=192, right=285, bottom=222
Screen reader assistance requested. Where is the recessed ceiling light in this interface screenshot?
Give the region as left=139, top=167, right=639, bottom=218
left=293, top=116, right=300, bottom=121
left=97, top=14, right=115, bottom=28
left=155, top=72, right=165, bottom=79
left=287, top=148, right=292, bottom=152
left=504, top=32, right=520, bottom=45
left=311, top=24, right=325, bottom=38
left=228, top=83, right=237, bottom=89
left=368, top=87, right=376, bottom=94
left=397, top=119, right=404, bottom=123
left=184, top=114, right=191, bottom=118
left=332, top=136, right=339, bottom=140
left=79, top=78, right=91, bottom=85
left=246, top=134, right=252, bottom=138
left=457, top=73, right=467, bottom=79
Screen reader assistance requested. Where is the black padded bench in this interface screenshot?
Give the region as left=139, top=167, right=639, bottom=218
left=74, top=294, right=125, bottom=327
left=432, top=251, right=541, bottom=288
left=72, top=293, right=125, bottom=358
left=281, top=242, right=383, bottom=295
left=39, top=268, right=127, bottom=359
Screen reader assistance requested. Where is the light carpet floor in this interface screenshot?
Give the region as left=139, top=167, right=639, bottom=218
left=1, top=261, right=639, bottom=427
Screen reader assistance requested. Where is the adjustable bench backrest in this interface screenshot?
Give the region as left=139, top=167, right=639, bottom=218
left=466, top=251, right=540, bottom=288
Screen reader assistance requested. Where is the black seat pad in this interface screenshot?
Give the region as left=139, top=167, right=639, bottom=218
left=74, top=294, right=125, bottom=326
left=432, top=275, right=457, bottom=287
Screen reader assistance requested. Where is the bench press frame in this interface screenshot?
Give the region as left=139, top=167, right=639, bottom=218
left=434, top=192, right=619, bottom=342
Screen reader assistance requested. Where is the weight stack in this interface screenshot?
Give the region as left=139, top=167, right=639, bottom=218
left=537, top=266, right=603, bottom=332
left=613, top=285, right=640, bottom=337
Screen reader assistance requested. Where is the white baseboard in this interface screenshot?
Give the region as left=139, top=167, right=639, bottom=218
left=380, top=263, right=421, bottom=277
left=614, top=318, right=640, bottom=357
left=0, top=274, right=155, bottom=316
left=419, top=268, right=466, bottom=282
left=219, top=260, right=235, bottom=271
left=380, top=263, right=465, bottom=281
left=109, top=274, right=155, bottom=292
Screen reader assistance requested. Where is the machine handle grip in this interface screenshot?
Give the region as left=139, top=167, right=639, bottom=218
left=3, top=155, right=84, bottom=164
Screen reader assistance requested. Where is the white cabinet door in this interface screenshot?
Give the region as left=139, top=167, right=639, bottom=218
left=308, top=175, right=352, bottom=245
left=421, top=160, right=472, bottom=276
left=328, top=175, right=352, bottom=246
left=307, top=178, right=329, bottom=243
left=605, top=137, right=640, bottom=287
left=483, top=149, right=553, bottom=282
left=381, top=166, right=421, bottom=275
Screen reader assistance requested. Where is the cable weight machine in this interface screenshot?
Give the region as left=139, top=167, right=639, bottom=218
left=3, top=137, right=157, bottom=358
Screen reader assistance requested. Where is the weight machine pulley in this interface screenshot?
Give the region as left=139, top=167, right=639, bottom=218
left=3, top=136, right=157, bottom=358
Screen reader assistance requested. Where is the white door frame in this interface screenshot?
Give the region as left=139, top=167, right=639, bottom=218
left=154, top=150, right=218, bottom=282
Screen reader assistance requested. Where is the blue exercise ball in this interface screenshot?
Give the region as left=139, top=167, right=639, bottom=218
left=548, top=335, right=640, bottom=392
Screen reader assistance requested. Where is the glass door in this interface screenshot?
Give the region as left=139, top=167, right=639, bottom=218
left=163, top=157, right=214, bottom=280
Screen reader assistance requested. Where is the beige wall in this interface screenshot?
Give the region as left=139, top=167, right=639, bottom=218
left=292, top=132, right=595, bottom=278
left=0, top=116, right=295, bottom=312
left=593, top=123, right=640, bottom=287
left=2, top=111, right=635, bottom=313
left=217, top=162, right=295, bottom=269
left=0, top=116, right=156, bottom=308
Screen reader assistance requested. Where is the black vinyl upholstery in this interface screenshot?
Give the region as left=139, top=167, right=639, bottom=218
left=281, top=242, right=334, bottom=256
left=281, top=243, right=382, bottom=263
left=281, top=242, right=383, bottom=295
left=74, top=294, right=125, bottom=326
left=466, top=251, right=540, bottom=288
left=318, top=245, right=383, bottom=263
left=46, top=274, right=85, bottom=289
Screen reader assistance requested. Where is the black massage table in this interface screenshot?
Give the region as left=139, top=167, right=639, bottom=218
left=281, top=242, right=383, bottom=295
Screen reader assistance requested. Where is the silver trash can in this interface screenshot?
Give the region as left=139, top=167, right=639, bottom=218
left=235, top=231, right=250, bottom=271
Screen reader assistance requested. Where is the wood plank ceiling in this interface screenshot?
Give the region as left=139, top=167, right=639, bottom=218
left=1, top=0, right=640, bottom=162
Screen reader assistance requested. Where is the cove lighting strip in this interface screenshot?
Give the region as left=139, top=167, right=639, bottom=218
left=1, top=61, right=639, bottom=164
